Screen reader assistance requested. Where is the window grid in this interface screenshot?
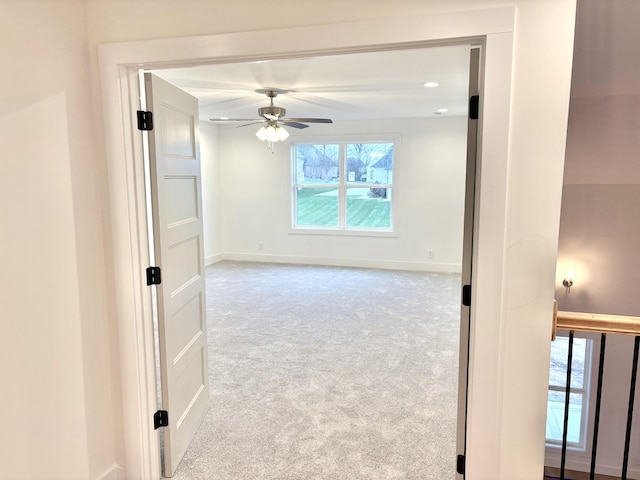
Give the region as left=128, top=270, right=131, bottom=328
left=292, top=141, right=394, bottom=232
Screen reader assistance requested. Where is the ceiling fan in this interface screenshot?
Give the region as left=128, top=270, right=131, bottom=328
left=210, top=88, right=333, bottom=143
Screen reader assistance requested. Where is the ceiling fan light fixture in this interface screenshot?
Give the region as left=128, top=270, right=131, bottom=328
left=264, top=125, right=278, bottom=142
left=256, top=123, right=289, bottom=143
left=276, top=125, right=289, bottom=141
left=256, top=126, right=268, bottom=141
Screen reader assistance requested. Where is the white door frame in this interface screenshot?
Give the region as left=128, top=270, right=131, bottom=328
left=99, top=8, right=515, bottom=479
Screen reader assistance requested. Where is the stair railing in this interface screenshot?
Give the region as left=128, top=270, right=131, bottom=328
left=552, top=302, right=640, bottom=480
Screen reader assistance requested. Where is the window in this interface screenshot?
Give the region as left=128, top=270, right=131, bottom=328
left=292, top=141, right=395, bottom=232
left=546, top=336, right=592, bottom=449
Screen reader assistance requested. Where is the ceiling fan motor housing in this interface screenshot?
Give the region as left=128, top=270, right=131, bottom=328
left=259, top=106, right=286, bottom=118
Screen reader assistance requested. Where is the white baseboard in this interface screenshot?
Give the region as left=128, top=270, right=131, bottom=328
left=221, top=252, right=462, bottom=273
left=205, top=253, right=224, bottom=265
left=96, top=464, right=125, bottom=480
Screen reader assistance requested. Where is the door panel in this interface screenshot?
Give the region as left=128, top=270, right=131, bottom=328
left=145, top=72, right=209, bottom=478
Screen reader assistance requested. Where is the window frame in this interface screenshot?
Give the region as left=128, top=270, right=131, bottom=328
left=290, top=136, right=399, bottom=235
left=545, top=334, right=594, bottom=451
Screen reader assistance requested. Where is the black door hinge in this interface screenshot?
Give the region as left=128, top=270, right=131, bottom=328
left=462, top=284, right=471, bottom=307
left=137, top=110, right=154, bottom=131
left=154, top=410, right=168, bottom=430
left=146, top=266, right=162, bottom=285
left=469, top=95, right=479, bottom=120
left=456, top=454, right=465, bottom=475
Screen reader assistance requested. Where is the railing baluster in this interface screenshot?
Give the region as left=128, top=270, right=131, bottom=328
left=560, top=330, right=575, bottom=480
left=589, top=333, right=607, bottom=480
left=552, top=309, right=640, bottom=479
left=621, top=335, right=640, bottom=480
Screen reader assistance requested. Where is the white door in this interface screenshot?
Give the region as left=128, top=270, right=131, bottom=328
left=144, top=73, right=209, bottom=477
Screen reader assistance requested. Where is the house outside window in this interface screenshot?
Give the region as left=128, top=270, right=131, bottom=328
left=291, top=141, right=395, bottom=232
left=546, top=335, right=593, bottom=450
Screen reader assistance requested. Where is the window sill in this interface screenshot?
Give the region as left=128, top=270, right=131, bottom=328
left=545, top=442, right=587, bottom=453
left=288, top=227, right=398, bottom=238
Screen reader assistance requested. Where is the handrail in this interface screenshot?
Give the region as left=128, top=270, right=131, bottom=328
left=553, top=302, right=640, bottom=338
left=550, top=300, right=640, bottom=480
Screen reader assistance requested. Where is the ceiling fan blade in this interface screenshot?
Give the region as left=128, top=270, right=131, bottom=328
left=236, top=120, right=266, bottom=128
left=281, top=121, right=309, bottom=129
left=282, top=117, right=333, bottom=124
left=209, top=118, right=260, bottom=122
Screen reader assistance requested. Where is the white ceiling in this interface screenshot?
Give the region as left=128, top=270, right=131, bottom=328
left=150, top=1, right=640, bottom=122
left=149, top=44, right=472, bottom=123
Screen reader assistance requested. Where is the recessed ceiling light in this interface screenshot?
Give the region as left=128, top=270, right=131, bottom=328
left=435, top=108, right=449, bottom=114
left=219, top=117, right=229, bottom=120
left=423, top=82, right=439, bottom=88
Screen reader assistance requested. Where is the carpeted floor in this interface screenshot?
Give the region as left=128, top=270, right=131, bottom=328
left=171, top=261, right=462, bottom=479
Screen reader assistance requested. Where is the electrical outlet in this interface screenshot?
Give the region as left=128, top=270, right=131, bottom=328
left=427, top=249, right=434, bottom=259
left=258, top=242, right=264, bottom=251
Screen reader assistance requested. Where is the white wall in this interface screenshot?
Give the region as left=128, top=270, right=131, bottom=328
left=549, top=1, right=640, bottom=475
left=200, top=121, right=224, bottom=265
left=551, top=97, right=640, bottom=477
left=214, top=116, right=467, bottom=272
left=0, top=1, right=119, bottom=479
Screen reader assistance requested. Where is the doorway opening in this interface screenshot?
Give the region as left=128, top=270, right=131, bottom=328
left=141, top=46, right=477, bottom=476
left=98, top=11, right=518, bottom=478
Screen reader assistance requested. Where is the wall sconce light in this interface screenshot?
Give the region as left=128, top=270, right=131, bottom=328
left=562, top=272, right=574, bottom=293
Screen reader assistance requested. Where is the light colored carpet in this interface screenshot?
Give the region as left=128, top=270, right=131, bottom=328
left=171, top=261, right=461, bottom=479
